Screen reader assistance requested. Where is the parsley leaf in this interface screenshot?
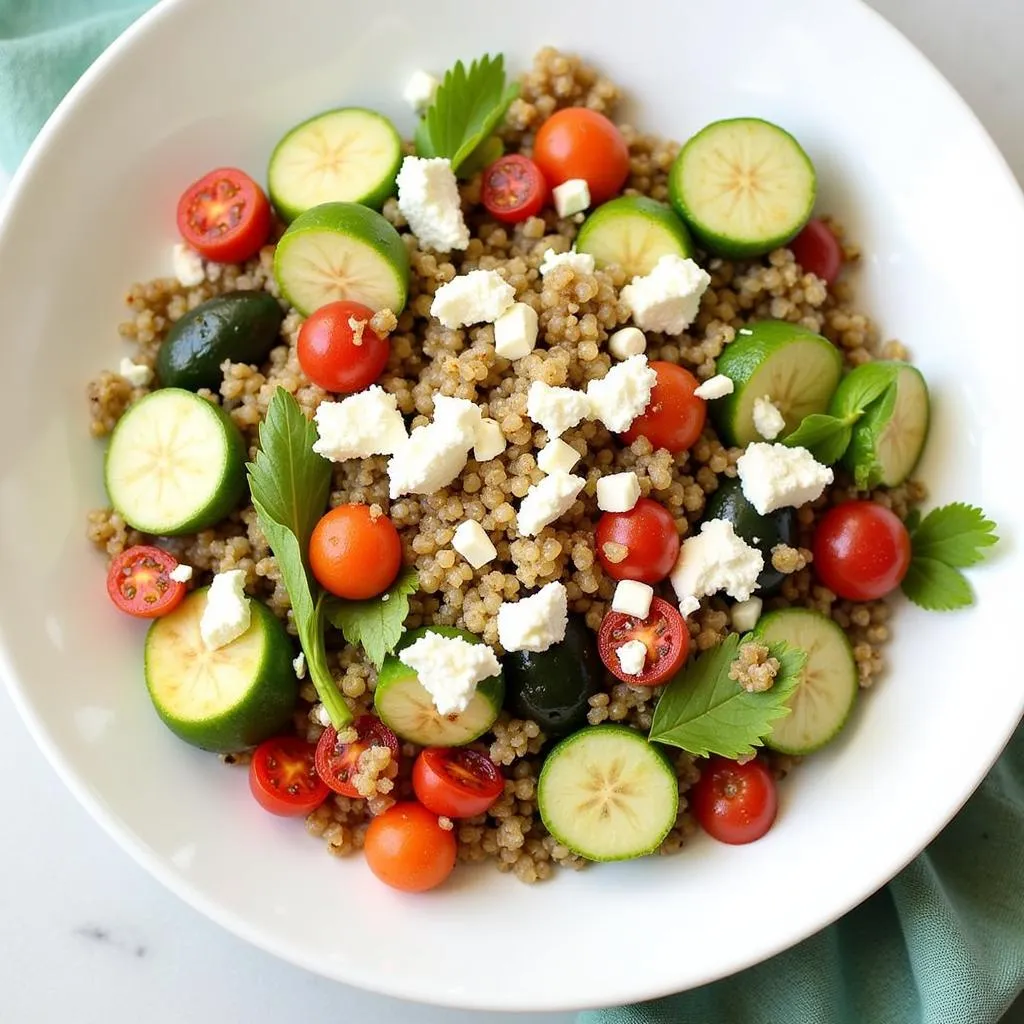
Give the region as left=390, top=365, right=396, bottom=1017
left=327, top=566, right=419, bottom=670
left=648, top=635, right=807, bottom=759
left=901, top=557, right=974, bottom=611
left=782, top=413, right=853, bottom=465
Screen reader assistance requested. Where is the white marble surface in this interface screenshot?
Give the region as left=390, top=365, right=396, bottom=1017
left=0, top=2, right=1021, bottom=1021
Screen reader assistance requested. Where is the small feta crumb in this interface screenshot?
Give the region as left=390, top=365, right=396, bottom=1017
left=679, top=595, right=701, bottom=619
left=753, top=395, right=786, bottom=440
left=670, top=519, right=764, bottom=605
left=597, top=471, right=641, bottom=513
left=387, top=397, right=480, bottom=498
left=737, top=442, right=834, bottom=515
left=292, top=651, right=307, bottom=679
left=586, top=354, right=657, bottom=433
left=621, top=255, right=711, bottom=335
left=493, top=301, right=539, bottom=360
left=382, top=593, right=390, bottom=602
left=539, top=248, right=596, bottom=277
left=200, top=570, right=251, bottom=651
left=552, top=178, right=591, bottom=218
left=431, top=395, right=482, bottom=446
left=608, top=326, right=646, bottom=361
left=694, top=374, right=735, bottom=401
left=526, top=381, right=592, bottom=438
left=313, top=386, right=408, bottom=462
left=731, top=597, right=764, bottom=633
left=431, top=268, right=515, bottom=328
left=497, top=581, right=568, bottom=653
left=453, top=520, right=497, bottom=569
left=473, top=417, right=507, bottom=462
left=516, top=472, right=586, bottom=537
left=537, top=437, right=581, bottom=475
left=399, top=630, right=501, bottom=716
left=314, top=703, right=332, bottom=727
left=119, top=358, right=153, bottom=388
left=396, top=156, right=470, bottom=253
left=402, top=69, right=439, bottom=112
left=616, top=639, right=648, bottom=676
left=172, top=242, right=205, bottom=288
left=611, top=580, right=654, bottom=619
left=168, top=563, right=193, bottom=584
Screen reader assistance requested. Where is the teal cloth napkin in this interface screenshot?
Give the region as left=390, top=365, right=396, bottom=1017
left=2, top=5, right=1022, bottom=1022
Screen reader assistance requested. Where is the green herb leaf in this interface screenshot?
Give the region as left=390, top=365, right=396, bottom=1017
left=832, top=362, right=900, bottom=419
left=782, top=413, right=853, bottom=465
left=648, top=635, right=807, bottom=759
left=909, top=502, right=999, bottom=568
left=904, top=508, right=922, bottom=533
left=901, top=557, right=974, bottom=611
left=851, top=381, right=898, bottom=490
left=327, top=566, right=419, bottom=670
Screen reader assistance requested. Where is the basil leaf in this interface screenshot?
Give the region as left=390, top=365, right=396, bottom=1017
left=832, top=362, right=900, bottom=419
left=782, top=413, right=853, bottom=465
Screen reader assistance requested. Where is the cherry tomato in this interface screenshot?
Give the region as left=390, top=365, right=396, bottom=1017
left=364, top=801, right=457, bottom=893
left=596, top=497, right=680, bottom=584
left=597, top=597, right=690, bottom=686
left=249, top=736, right=329, bottom=817
left=412, top=748, right=504, bottom=818
left=309, top=503, right=402, bottom=600
left=176, top=167, right=272, bottom=264
left=690, top=756, right=778, bottom=845
left=297, top=300, right=389, bottom=394
left=532, top=108, right=630, bottom=204
left=315, top=716, right=400, bottom=798
left=789, top=218, right=844, bottom=286
left=481, top=154, right=549, bottom=224
left=623, top=361, right=706, bottom=454
left=106, top=545, right=186, bottom=619
left=812, top=500, right=912, bottom=602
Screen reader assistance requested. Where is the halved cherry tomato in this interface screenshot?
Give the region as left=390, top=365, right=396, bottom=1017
left=315, top=716, right=400, bottom=798
left=689, top=756, right=778, bottom=845
left=309, top=504, right=402, bottom=600
left=106, top=545, right=186, bottom=619
left=412, top=748, right=504, bottom=818
left=297, top=300, right=390, bottom=394
left=532, top=108, right=630, bottom=204
left=789, top=218, right=843, bottom=286
left=176, top=167, right=272, bottom=264
left=596, top=497, right=680, bottom=584
left=812, top=500, right=912, bottom=602
left=623, top=361, right=706, bottom=454
left=249, top=736, right=329, bottom=817
left=481, top=154, right=549, bottom=224
left=597, top=597, right=689, bottom=686
left=364, top=801, right=457, bottom=893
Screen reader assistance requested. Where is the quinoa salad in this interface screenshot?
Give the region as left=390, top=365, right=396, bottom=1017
left=87, top=48, right=997, bottom=889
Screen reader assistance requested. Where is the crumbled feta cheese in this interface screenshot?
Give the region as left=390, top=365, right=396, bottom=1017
left=621, top=255, right=711, bottom=335
left=552, top=178, right=591, bottom=218
left=493, top=301, right=539, bottom=360
left=396, top=156, right=470, bottom=253
left=597, top=471, right=641, bottom=513
left=453, top=520, right=497, bottom=569
left=119, top=358, right=153, bottom=388
left=497, top=581, right=568, bottom=653
left=536, top=437, right=581, bottom=475
left=753, top=395, right=786, bottom=440
left=172, top=242, right=205, bottom=288
left=168, top=563, right=193, bottom=584
left=586, top=354, right=657, bottom=433
left=200, top=570, right=251, bottom=651
left=539, top=248, right=596, bottom=277
left=526, top=381, right=592, bottom=438
left=608, top=326, right=646, bottom=361
left=399, top=630, right=501, bottom=716
left=693, top=374, right=735, bottom=400
left=516, top=472, right=586, bottom=536
left=473, top=417, right=507, bottom=462
left=292, top=651, right=307, bottom=680
left=313, top=386, right=408, bottom=462
left=387, top=423, right=469, bottom=498
left=402, top=69, right=439, bottom=112
left=313, top=703, right=332, bottom=727
left=430, top=268, right=515, bottom=328
left=679, top=595, right=701, bottom=619
left=431, top=395, right=482, bottom=446
left=670, top=519, right=765, bottom=605
left=616, top=639, right=648, bottom=676
left=731, top=597, right=764, bottom=633
left=611, top=580, right=654, bottom=619
left=737, top=442, right=834, bottom=515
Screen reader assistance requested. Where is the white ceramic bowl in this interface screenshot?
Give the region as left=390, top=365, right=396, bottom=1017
left=1, top=0, right=1022, bottom=1011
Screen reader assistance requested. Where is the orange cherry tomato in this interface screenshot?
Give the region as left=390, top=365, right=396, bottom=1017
left=363, top=802, right=457, bottom=893
left=623, top=361, right=707, bottom=454
left=308, top=504, right=402, bottom=600
left=176, top=167, right=272, bottom=264
left=532, top=108, right=630, bottom=205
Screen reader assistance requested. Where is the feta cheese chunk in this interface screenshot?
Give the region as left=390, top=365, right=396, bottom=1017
left=497, top=581, right=568, bottom=654
left=586, top=354, right=657, bottom=433
left=313, top=386, right=408, bottom=462
left=516, top=472, right=586, bottom=536
left=753, top=395, right=786, bottom=440
left=388, top=409, right=476, bottom=498
left=453, top=520, right=497, bottom=569
left=693, top=374, right=735, bottom=400
left=537, top=437, right=581, bottom=475
left=615, top=639, right=647, bottom=676
left=119, top=357, right=153, bottom=388
left=399, top=630, right=501, bottom=716
left=552, top=178, right=591, bottom=218
left=172, top=242, right=205, bottom=288
left=473, top=417, right=507, bottom=462
left=431, top=394, right=482, bottom=445
left=737, top=442, right=834, bottom=515
left=608, top=326, right=646, bottom=361
left=168, top=563, right=193, bottom=583
left=539, top=248, right=596, bottom=277
left=431, top=268, right=515, bottom=328
left=493, top=301, right=539, bottom=360
left=402, top=69, right=439, bottom=112
left=731, top=596, right=764, bottom=633
left=670, top=519, right=764, bottom=605
left=597, top=471, right=641, bottom=513
left=526, top=381, right=592, bottom=438
left=396, top=156, right=470, bottom=253
left=611, top=580, right=654, bottom=619
left=679, top=595, right=701, bottom=619
left=621, top=254, right=711, bottom=335
left=292, top=651, right=307, bottom=680
left=200, top=570, right=251, bottom=651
